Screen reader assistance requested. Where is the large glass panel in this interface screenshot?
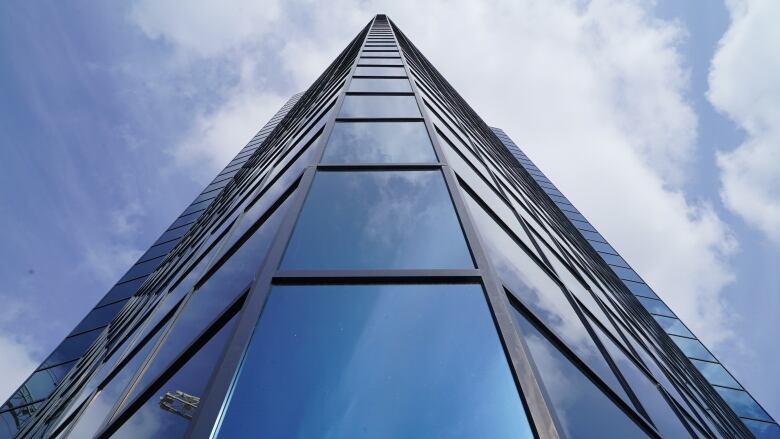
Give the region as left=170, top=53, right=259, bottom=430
left=466, top=190, right=629, bottom=403
left=714, top=387, right=772, bottom=421
left=339, top=95, right=420, bottom=118
left=0, top=403, right=41, bottom=439
left=354, top=66, right=406, bottom=77
left=348, top=78, right=412, bottom=93
left=118, top=203, right=286, bottom=408
left=689, top=359, right=741, bottom=389
left=109, top=315, right=237, bottom=438
left=70, top=301, right=128, bottom=335
left=281, top=171, right=473, bottom=269
left=669, top=335, right=716, bottom=362
left=40, top=329, right=102, bottom=369
left=744, top=419, right=780, bottom=439
left=321, top=122, right=436, bottom=164
left=359, top=57, right=402, bottom=66
left=217, top=284, right=534, bottom=439
left=591, top=323, right=693, bottom=438
left=636, top=296, right=675, bottom=318
left=510, top=307, right=650, bottom=438
left=652, top=315, right=695, bottom=338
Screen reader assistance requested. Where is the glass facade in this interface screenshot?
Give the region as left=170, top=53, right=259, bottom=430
left=3, top=14, right=775, bottom=439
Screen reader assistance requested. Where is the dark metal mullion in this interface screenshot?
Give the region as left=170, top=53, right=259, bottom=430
left=391, top=19, right=561, bottom=439
left=185, top=18, right=375, bottom=439
left=316, top=163, right=440, bottom=171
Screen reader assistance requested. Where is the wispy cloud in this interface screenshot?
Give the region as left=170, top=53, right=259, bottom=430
left=709, top=0, right=780, bottom=245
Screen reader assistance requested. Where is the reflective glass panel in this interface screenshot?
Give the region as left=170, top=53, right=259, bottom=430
left=339, top=95, right=420, bottom=118
left=109, top=316, right=237, bottom=438
left=636, top=296, right=675, bottom=318
left=714, top=387, right=771, bottom=421
left=465, top=190, right=628, bottom=402
left=689, top=359, right=741, bottom=389
left=510, top=307, right=650, bottom=438
left=744, top=419, right=780, bottom=439
left=217, top=284, right=534, bottom=439
left=354, top=66, right=406, bottom=77
left=669, top=335, right=716, bottom=362
left=348, top=78, right=412, bottom=93
left=281, top=171, right=473, bottom=269
left=359, top=57, right=402, bottom=65
left=119, top=203, right=286, bottom=407
left=322, top=122, right=436, bottom=163
left=652, top=315, right=694, bottom=338
left=591, top=323, right=692, bottom=438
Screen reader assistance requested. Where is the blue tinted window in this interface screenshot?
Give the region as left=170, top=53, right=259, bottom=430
left=591, top=323, right=692, bottom=438
left=322, top=122, right=436, bottom=163
left=652, top=315, right=694, bottom=338
left=120, top=204, right=286, bottom=407
left=339, top=95, right=420, bottom=118
left=624, top=281, right=659, bottom=299
left=669, top=335, right=716, bottom=362
left=744, top=419, right=780, bottom=439
left=354, top=66, right=406, bottom=77
left=611, top=265, right=643, bottom=283
left=0, top=403, right=41, bottom=438
left=97, top=277, right=146, bottom=307
left=349, top=78, right=412, bottom=92
left=70, top=300, right=128, bottom=335
left=465, top=191, right=629, bottom=403
left=714, top=387, right=771, bottom=421
left=689, top=359, right=741, bottom=389
left=510, top=307, right=649, bottom=438
left=217, top=284, right=534, bottom=439
left=109, top=316, right=237, bottom=438
left=359, top=57, right=402, bottom=65
left=40, top=328, right=102, bottom=368
left=636, top=296, right=675, bottom=318
left=281, top=171, right=473, bottom=270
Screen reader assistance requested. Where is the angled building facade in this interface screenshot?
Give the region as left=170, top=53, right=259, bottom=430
left=2, top=14, right=777, bottom=439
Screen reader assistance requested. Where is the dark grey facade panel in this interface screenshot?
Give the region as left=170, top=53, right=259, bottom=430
left=4, top=13, right=776, bottom=439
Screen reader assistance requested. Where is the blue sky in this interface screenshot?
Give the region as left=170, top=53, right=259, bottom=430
left=0, top=0, right=778, bottom=420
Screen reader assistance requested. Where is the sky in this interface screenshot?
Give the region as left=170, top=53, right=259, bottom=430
left=0, top=0, right=778, bottom=420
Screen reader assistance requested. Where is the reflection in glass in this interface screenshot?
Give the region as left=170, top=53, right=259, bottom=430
left=652, top=315, right=694, bottom=338
left=714, top=387, right=771, bottom=421
left=119, top=204, right=286, bottom=408
left=354, top=66, right=406, bottom=76
left=743, top=419, right=780, bottom=439
left=636, top=296, right=675, bottom=318
left=217, top=284, right=534, bottom=439
left=109, top=316, right=237, bottom=438
left=322, top=122, right=436, bottom=164
left=349, top=78, right=412, bottom=93
left=359, top=57, right=402, bottom=66
left=669, top=336, right=716, bottom=362
left=689, top=359, right=741, bottom=389
left=591, top=323, right=692, bottom=438
left=339, top=95, right=420, bottom=118
left=511, top=307, right=649, bottom=438
left=465, top=191, right=628, bottom=403
left=281, top=171, right=473, bottom=270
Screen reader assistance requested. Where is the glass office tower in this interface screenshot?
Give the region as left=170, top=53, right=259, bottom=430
left=2, top=15, right=777, bottom=439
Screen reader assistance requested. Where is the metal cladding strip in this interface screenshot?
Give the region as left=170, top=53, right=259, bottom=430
left=491, top=126, right=779, bottom=438
left=0, top=93, right=303, bottom=435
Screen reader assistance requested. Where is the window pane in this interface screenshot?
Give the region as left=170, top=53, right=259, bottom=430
left=743, top=419, right=780, bottom=439
left=217, top=284, right=534, bottom=439
left=70, top=300, right=128, bottom=335
left=281, top=171, right=473, bottom=270
left=652, top=315, right=694, bottom=338
left=510, top=307, right=650, bottom=438
left=636, top=296, right=675, bottom=318
left=109, top=315, right=237, bottom=438
left=349, top=78, right=411, bottom=93
left=465, top=190, right=629, bottom=403
left=339, top=95, right=421, bottom=118
left=714, top=387, right=771, bottom=421
left=354, top=66, right=406, bottom=77
left=322, top=122, right=436, bottom=164
left=40, top=328, right=102, bottom=368
left=689, top=359, right=741, bottom=389
left=669, top=335, right=716, bottom=362
left=359, top=57, right=402, bottom=65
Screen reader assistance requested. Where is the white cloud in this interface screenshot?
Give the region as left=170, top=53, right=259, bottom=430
left=126, top=0, right=738, bottom=347
left=0, top=334, right=38, bottom=403
left=708, top=0, right=780, bottom=245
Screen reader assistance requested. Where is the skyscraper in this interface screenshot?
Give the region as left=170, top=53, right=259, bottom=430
left=2, top=14, right=777, bottom=438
